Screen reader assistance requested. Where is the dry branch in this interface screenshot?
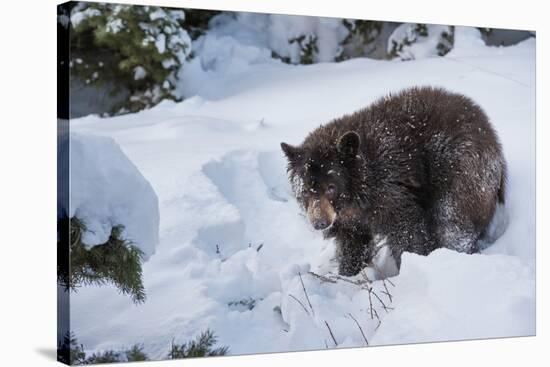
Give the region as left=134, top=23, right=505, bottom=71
left=382, top=279, right=393, bottom=303
left=288, top=294, right=310, bottom=316
left=347, top=313, right=369, bottom=346
left=298, top=272, right=315, bottom=316
left=307, top=271, right=337, bottom=284
left=371, top=289, right=393, bottom=312
left=324, top=321, right=338, bottom=346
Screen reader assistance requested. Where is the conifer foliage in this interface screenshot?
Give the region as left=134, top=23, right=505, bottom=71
left=57, top=216, right=146, bottom=304
left=338, top=19, right=383, bottom=60
left=70, top=2, right=192, bottom=114
left=63, top=3, right=497, bottom=115
left=388, top=23, right=455, bottom=60
left=168, top=330, right=229, bottom=359
left=57, top=332, right=86, bottom=365
left=57, top=331, right=227, bottom=364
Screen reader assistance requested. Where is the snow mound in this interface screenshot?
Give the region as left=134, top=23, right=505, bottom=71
left=449, top=26, right=487, bottom=56
left=61, top=132, right=159, bottom=260
left=203, top=12, right=349, bottom=65
left=388, top=23, right=453, bottom=60
left=372, top=249, right=535, bottom=344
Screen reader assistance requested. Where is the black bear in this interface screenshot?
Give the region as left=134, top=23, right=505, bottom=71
left=281, top=86, right=507, bottom=276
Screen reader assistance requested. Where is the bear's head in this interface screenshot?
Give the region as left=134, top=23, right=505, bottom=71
left=281, top=131, right=364, bottom=231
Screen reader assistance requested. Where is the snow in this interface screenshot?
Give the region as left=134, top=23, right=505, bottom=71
left=155, top=33, right=166, bottom=54
left=60, top=133, right=159, bottom=260
left=371, top=249, right=535, bottom=345
left=388, top=23, right=453, bottom=60
left=149, top=8, right=166, bottom=22
left=105, top=17, right=123, bottom=34
left=70, top=7, right=101, bottom=28
left=133, top=66, right=147, bottom=80
left=191, top=12, right=348, bottom=66
left=67, top=24, right=535, bottom=359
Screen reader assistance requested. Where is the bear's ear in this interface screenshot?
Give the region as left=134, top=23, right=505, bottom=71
left=337, top=131, right=360, bottom=157
left=281, top=142, right=302, bottom=162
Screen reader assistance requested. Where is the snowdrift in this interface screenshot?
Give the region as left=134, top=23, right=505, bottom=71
left=67, top=27, right=535, bottom=358
left=59, top=132, right=159, bottom=260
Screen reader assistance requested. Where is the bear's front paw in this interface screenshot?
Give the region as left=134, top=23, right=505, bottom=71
left=338, top=260, right=362, bottom=276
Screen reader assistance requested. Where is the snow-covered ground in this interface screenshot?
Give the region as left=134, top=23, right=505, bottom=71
left=68, top=27, right=535, bottom=359
left=61, top=132, right=159, bottom=259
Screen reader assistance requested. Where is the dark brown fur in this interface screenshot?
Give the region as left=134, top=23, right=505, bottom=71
left=281, top=86, right=507, bottom=276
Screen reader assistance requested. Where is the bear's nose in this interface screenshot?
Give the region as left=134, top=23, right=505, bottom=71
left=313, top=219, right=329, bottom=230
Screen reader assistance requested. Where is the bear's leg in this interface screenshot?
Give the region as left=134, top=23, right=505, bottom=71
left=382, top=204, right=436, bottom=269
left=336, top=231, right=370, bottom=276
left=431, top=194, right=480, bottom=254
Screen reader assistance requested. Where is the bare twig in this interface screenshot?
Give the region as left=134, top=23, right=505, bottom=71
left=298, top=272, right=315, bottom=316
left=382, top=279, right=393, bottom=303
left=371, top=289, right=393, bottom=312
left=367, top=287, right=374, bottom=320
left=347, top=313, right=369, bottom=346
left=324, top=320, right=338, bottom=346
left=381, top=290, right=392, bottom=302
left=308, top=271, right=368, bottom=286
left=372, top=308, right=382, bottom=331
left=288, top=294, right=310, bottom=316
left=329, top=273, right=365, bottom=286
left=307, top=269, right=396, bottom=334
left=307, top=271, right=337, bottom=284
left=359, top=269, right=373, bottom=284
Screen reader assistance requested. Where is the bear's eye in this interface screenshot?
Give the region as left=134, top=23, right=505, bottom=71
left=326, top=184, right=338, bottom=198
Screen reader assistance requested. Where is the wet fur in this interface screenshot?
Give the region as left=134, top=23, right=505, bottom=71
left=282, top=86, right=507, bottom=276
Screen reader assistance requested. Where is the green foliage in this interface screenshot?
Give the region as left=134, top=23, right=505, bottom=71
left=337, top=19, right=383, bottom=61
left=58, top=332, right=150, bottom=365
left=274, top=33, right=320, bottom=65
left=344, top=20, right=383, bottom=45
left=388, top=23, right=455, bottom=60
left=184, top=9, right=221, bottom=39
left=70, top=2, right=192, bottom=114
left=388, top=24, right=424, bottom=59
left=85, top=351, right=122, bottom=364
left=437, top=26, right=455, bottom=56
left=57, top=216, right=146, bottom=304
left=58, top=331, right=87, bottom=365
left=168, top=330, right=229, bottom=359
left=415, top=23, right=428, bottom=37
left=61, top=331, right=226, bottom=364
left=125, top=344, right=149, bottom=362
left=289, top=34, right=319, bottom=65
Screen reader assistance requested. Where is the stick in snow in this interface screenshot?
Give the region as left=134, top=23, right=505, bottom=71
left=307, top=271, right=337, bottom=284
left=347, top=313, right=369, bottom=346
left=298, top=272, right=315, bottom=316
left=372, top=308, right=382, bottom=331
left=371, top=289, right=393, bottom=312
left=367, top=287, right=374, bottom=320
left=381, top=279, right=393, bottom=303
left=324, top=320, right=338, bottom=346
left=288, top=294, right=310, bottom=316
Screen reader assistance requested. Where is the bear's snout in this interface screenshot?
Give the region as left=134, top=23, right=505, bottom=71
left=313, top=218, right=330, bottom=230
left=307, top=197, right=336, bottom=231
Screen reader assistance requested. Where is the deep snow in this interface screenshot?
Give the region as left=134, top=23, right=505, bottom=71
left=68, top=27, right=535, bottom=359
left=59, top=132, right=159, bottom=259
